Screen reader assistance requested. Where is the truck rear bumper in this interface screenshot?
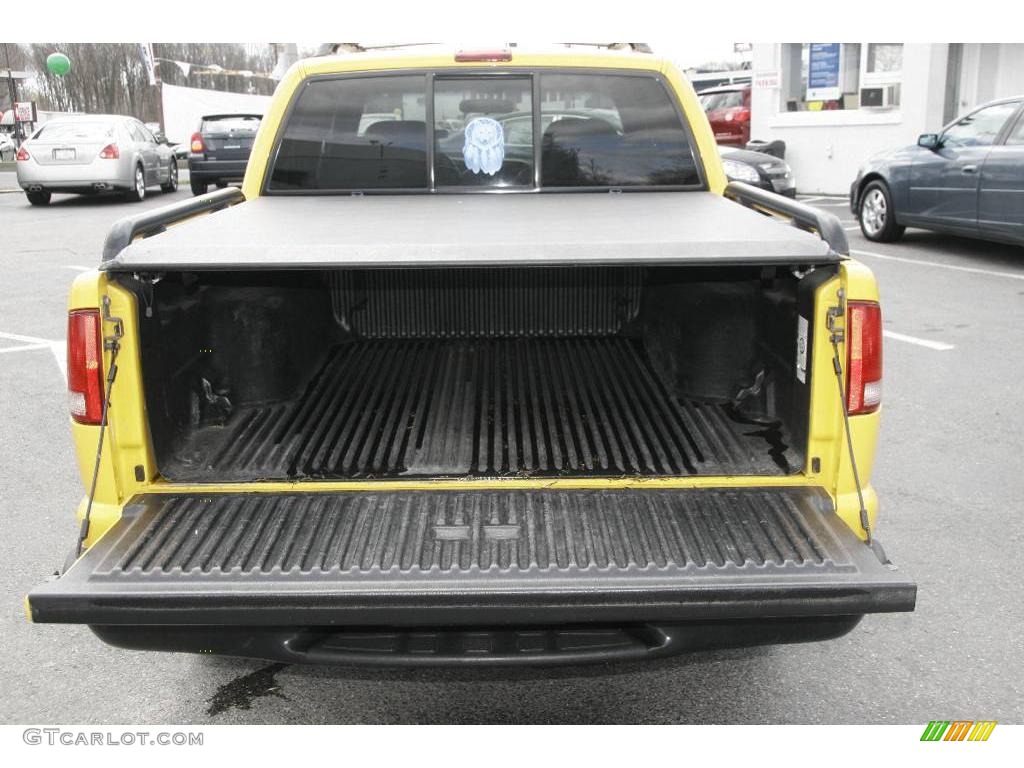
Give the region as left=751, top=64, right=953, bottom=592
left=188, top=159, right=247, bottom=182
left=29, top=486, right=914, bottom=663
left=91, top=616, right=865, bottom=667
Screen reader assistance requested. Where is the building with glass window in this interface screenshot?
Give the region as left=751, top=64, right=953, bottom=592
left=748, top=44, right=1024, bottom=193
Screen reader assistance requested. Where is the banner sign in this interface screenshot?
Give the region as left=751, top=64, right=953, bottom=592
left=807, top=43, right=842, bottom=101
left=139, top=43, right=157, bottom=86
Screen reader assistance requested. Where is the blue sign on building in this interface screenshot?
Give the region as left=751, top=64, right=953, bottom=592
left=808, top=43, right=842, bottom=101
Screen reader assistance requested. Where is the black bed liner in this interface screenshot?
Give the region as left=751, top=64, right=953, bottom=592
left=165, top=337, right=798, bottom=481
left=29, top=486, right=916, bottom=626
left=101, top=191, right=835, bottom=271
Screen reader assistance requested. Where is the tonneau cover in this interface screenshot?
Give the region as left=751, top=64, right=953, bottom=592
left=103, top=191, right=835, bottom=271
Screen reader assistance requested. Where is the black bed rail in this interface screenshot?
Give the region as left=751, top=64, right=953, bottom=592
left=724, top=181, right=849, bottom=256
left=101, top=187, right=244, bottom=264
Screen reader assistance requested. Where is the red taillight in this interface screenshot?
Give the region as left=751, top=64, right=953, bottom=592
left=98, top=143, right=120, bottom=159
left=454, top=48, right=512, bottom=62
left=735, top=107, right=751, bottom=122
left=190, top=132, right=205, bottom=153
left=16, top=145, right=30, bottom=161
left=846, top=301, right=883, bottom=415
left=68, top=310, right=104, bottom=425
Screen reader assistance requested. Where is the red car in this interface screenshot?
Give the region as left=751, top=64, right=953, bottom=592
left=698, top=84, right=751, bottom=147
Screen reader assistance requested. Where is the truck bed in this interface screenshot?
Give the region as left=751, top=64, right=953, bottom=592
left=168, top=336, right=796, bottom=481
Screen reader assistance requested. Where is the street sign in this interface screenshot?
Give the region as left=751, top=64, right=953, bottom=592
left=14, top=101, right=36, bottom=123
left=807, top=43, right=842, bottom=102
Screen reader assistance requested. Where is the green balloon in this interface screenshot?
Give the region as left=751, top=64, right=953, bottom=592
left=46, top=52, right=71, bottom=76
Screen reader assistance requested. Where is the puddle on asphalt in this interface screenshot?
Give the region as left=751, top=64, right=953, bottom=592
left=206, top=663, right=289, bottom=717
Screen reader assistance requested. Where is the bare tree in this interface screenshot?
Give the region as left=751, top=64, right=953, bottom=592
left=18, top=43, right=276, bottom=121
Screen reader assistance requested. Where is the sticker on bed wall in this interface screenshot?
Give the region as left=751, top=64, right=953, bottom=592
left=463, top=117, right=505, bottom=176
left=796, top=315, right=809, bottom=383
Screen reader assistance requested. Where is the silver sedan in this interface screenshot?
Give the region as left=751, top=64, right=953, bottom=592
left=15, top=115, right=179, bottom=206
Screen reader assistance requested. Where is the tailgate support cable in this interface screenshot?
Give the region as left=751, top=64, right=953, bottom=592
left=75, top=296, right=123, bottom=559
left=827, top=288, right=872, bottom=544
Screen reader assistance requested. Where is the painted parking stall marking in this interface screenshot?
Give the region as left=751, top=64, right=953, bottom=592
left=0, top=330, right=66, bottom=379
left=852, top=249, right=1024, bottom=281
left=883, top=330, right=955, bottom=351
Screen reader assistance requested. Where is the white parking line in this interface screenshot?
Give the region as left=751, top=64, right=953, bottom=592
left=851, top=248, right=1024, bottom=281
left=0, top=343, right=51, bottom=354
left=844, top=225, right=861, bottom=231
left=0, top=330, right=54, bottom=345
left=0, top=331, right=66, bottom=379
left=64, top=265, right=93, bottom=272
left=883, top=330, right=955, bottom=351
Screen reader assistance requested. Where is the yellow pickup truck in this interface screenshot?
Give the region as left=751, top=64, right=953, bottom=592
left=28, top=45, right=914, bottom=666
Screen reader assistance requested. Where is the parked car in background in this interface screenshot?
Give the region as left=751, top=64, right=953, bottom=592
left=719, top=143, right=796, bottom=197
left=0, top=132, right=16, bottom=162
left=188, top=113, right=262, bottom=195
left=14, top=115, right=178, bottom=205
left=698, top=84, right=751, bottom=147
left=851, top=95, right=1024, bottom=244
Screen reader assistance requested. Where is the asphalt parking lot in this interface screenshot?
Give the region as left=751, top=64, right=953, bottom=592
left=1, top=178, right=1021, bottom=725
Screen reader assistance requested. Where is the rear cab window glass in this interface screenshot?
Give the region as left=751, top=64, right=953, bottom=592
left=270, top=75, right=428, bottom=191
left=540, top=73, right=699, bottom=187
left=434, top=77, right=533, bottom=188
left=267, top=70, right=700, bottom=192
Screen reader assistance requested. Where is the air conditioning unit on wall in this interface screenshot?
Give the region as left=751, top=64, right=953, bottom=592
left=860, top=84, right=900, bottom=109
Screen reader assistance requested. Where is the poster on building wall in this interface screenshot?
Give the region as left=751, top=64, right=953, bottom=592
left=807, top=43, right=842, bottom=101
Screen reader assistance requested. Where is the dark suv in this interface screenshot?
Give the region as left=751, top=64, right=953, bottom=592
left=187, top=113, right=262, bottom=195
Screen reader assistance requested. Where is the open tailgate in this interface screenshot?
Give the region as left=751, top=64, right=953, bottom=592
left=29, top=486, right=915, bottom=626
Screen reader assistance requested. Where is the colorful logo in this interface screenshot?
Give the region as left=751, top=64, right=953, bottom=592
left=920, top=721, right=997, bottom=741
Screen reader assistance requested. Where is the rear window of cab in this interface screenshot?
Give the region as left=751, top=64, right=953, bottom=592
left=268, top=71, right=702, bottom=192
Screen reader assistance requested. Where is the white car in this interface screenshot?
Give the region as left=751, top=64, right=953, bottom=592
left=15, top=114, right=178, bottom=205
left=0, top=132, right=16, bottom=162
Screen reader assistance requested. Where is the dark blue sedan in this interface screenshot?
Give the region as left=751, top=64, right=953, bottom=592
left=850, top=96, right=1024, bottom=245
